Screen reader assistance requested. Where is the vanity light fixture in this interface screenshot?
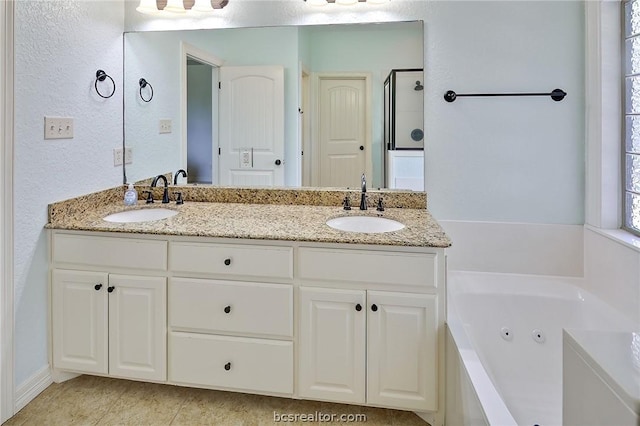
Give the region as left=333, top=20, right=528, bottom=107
left=304, top=0, right=389, bottom=5
left=136, top=0, right=228, bottom=16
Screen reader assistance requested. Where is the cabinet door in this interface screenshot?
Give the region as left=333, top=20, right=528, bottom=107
left=108, top=275, right=167, bottom=381
left=52, top=269, right=108, bottom=374
left=367, top=291, right=437, bottom=411
left=298, top=287, right=366, bottom=404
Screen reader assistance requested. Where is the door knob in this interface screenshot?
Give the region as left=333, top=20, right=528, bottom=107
left=94, top=284, right=103, bottom=291
left=355, top=304, right=362, bottom=312
left=275, top=159, right=282, bottom=166
left=107, top=286, right=115, bottom=293
left=371, top=304, right=378, bottom=312
left=224, top=362, right=232, bottom=371
left=224, top=258, right=231, bottom=266
left=224, top=305, right=231, bottom=314
left=359, top=146, right=364, bottom=151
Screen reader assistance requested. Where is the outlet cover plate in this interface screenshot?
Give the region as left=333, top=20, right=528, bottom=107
left=113, top=148, right=133, bottom=166
left=44, top=116, right=74, bottom=139
left=159, top=119, right=172, bottom=134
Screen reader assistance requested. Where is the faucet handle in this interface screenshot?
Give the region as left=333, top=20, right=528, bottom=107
left=342, top=196, right=352, bottom=210
left=141, top=190, right=154, bottom=204
left=376, top=197, right=385, bottom=212
left=173, top=191, right=184, bottom=205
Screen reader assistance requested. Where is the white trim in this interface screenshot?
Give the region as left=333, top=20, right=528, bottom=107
left=584, top=223, right=640, bottom=253
left=180, top=42, right=224, bottom=183
left=585, top=1, right=622, bottom=229
left=298, top=61, right=310, bottom=187
left=0, top=0, right=15, bottom=422
left=14, top=366, right=52, bottom=413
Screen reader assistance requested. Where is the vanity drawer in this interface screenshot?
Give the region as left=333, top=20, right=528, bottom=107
left=298, top=247, right=437, bottom=288
left=169, top=332, right=293, bottom=395
left=169, top=242, right=293, bottom=280
left=169, top=278, right=293, bottom=338
left=52, top=233, right=167, bottom=271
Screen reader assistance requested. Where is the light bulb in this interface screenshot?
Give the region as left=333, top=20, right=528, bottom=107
left=136, top=0, right=160, bottom=15
left=191, top=0, right=215, bottom=13
left=163, top=0, right=186, bottom=13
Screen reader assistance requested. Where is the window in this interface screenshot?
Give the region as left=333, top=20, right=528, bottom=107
left=625, top=0, right=640, bottom=234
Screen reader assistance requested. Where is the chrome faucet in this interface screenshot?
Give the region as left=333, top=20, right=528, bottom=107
left=360, top=173, right=367, bottom=210
left=151, top=174, right=170, bottom=204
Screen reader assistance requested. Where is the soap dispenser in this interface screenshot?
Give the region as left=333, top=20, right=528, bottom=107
left=124, top=183, right=138, bottom=206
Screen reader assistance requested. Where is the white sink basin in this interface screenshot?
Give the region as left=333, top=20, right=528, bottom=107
left=103, top=208, right=178, bottom=223
left=326, top=216, right=405, bottom=233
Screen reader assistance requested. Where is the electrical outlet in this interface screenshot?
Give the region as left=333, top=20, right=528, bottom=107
left=113, top=148, right=124, bottom=166
left=44, top=116, right=74, bottom=139
left=159, top=119, right=172, bottom=134
left=114, top=148, right=133, bottom=166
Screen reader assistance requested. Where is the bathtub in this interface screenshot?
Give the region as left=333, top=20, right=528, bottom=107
left=445, top=271, right=633, bottom=426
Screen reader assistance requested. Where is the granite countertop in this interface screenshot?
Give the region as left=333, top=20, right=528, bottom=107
left=46, top=187, right=452, bottom=248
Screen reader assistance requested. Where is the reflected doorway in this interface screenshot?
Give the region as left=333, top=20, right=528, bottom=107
left=187, top=58, right=215, bottom=184
left=180, top=42, right=223, bottom=185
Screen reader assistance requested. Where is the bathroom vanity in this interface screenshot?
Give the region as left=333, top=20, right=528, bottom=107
left=47, top=186, right=450, bottom=425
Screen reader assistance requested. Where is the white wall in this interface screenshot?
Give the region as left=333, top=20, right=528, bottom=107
left=14, top=0, right=124, bottom=389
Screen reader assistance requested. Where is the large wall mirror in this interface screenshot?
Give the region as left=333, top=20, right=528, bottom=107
left=124, top=21, right=424, bottom=190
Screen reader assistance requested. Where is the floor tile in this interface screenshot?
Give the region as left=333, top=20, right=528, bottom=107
left=3, top=376, right=429, bottom=426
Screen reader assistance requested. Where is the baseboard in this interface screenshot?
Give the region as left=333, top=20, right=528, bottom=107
left=14, top=365, right=52, bottom=413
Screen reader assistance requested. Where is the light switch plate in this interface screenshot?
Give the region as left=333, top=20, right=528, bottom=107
left=44, top=116, right=74, bottom=139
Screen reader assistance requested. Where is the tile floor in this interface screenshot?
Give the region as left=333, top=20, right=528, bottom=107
left=2, top=375, right=429, bottom=425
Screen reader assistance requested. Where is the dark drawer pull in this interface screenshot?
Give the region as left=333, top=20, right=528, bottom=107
left=224, top=362, right=231, bottom=371
left=107, top=286, right=115, bottom=293
left=355, top=303, right=362, bottom=312
left=224, top=305, right=231, bottom=314
left=224, top=258, right=231, bottom=266
left=94, top=284, right=103, bottom=291
left=371, top=304, right=378, bottom=312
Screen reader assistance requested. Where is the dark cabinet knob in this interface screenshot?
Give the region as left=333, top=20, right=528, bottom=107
left=107, top=286, right=115, bottom=293
left=94, top=284, right=103, bottom=291
left=224, top=305, right=231, bottom=314
left=224, top=362, right=231, bottom=371
left=224, top=258, right=231, bottom=266
left=371, top=304, right=378, bottom=312
left=355, top=303, right=362, bottom=312
left=275, top=159, right=282, bottom=165
left=359, top=146, right=364, bottom=151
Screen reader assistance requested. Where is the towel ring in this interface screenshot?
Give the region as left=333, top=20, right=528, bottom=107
left=139, top=78, right=154, bottom=103
left=94, top=70, right=116, bottom=99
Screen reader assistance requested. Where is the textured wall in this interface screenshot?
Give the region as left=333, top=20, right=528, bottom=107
left=14, top=0, right=124, bottom=387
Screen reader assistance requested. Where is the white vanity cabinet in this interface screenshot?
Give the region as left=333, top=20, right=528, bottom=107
left=49, top=229, right=445, bottom=422
left=298, top=288, right=437, bottom=411
left=52, top=272, right=166, bottom=381
left=50, top=233, right=168, bottom=382
left=297, top=246, right=443, bottom=413
left=167, top=240, right=295, bottom=396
